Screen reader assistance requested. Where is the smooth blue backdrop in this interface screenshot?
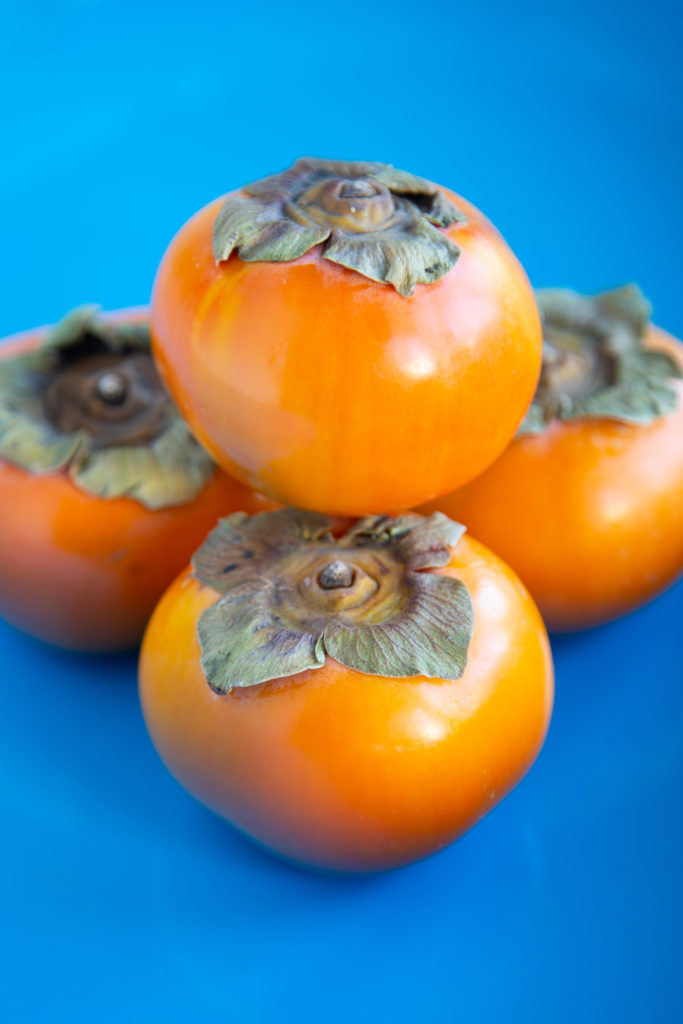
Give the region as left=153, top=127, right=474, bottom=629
left=1, top=1, right=682, bottom=1021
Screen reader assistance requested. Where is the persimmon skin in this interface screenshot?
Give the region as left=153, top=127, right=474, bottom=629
left=150, top=191, right=542, bottom=516
left=139, top=536, right=554, bottom=873
left=0, top=322, right=276, bottom=652
left=419, top=329, right=683, bottom=632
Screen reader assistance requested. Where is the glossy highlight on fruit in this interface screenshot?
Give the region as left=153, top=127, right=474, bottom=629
left=420, top=287, right=683, bottom=631
left=0, top=310, right=276, bottom=651
left=139, top=509, right=553, bottom=872
left=150, top=158, right=542, bottom=515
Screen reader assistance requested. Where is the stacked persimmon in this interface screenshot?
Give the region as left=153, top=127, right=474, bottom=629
left=2, top=157, right=681, bottom=872
left=140, top=158, right=554, bottom=871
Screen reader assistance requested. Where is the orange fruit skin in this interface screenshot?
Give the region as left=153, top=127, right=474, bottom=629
left=419, top=328, right=683, bottom=632
left=150, top=190, right=542, bottom=516
left=139, top=535, right=554, bottom=873
left=0, top=319, right=276, bottom=651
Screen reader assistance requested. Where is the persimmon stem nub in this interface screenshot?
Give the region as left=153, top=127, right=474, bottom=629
left=339, top=180, right=378, bottom=199
left=317, top=560, right=356, bottom=590
left=95, top=372, right=128, bottom=405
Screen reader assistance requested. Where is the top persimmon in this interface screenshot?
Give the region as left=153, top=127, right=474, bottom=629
left=151, top=158, right=542, bottom=515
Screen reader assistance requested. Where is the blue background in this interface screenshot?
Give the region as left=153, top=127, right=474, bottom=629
left=1, top=1, right=682, bottom=1020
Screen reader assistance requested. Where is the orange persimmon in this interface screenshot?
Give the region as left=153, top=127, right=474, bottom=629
left=0, top=309, right=275, bottom=651
left=150, top=158, right=542, bottom=515
left=420, top=287, right=683, bottom=631
left=139, top=509, right=553, bottom=872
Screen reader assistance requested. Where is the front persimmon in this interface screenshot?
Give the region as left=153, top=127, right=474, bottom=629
left=420, top=286, right=683, bottom=631
left=139, top=509, right=553, bottom=872
left=0, top=308, right=276, bottom=651
left=150, top=158, right=542, bottom=515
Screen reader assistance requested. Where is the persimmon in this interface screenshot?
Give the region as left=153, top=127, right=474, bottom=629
left=419, top=286, right=683, bottom=631
left=139, top=508, right=553, bottom=872
left=0, top=307, right=275, bottom=651
left=150, top=158, right=542, bottom=515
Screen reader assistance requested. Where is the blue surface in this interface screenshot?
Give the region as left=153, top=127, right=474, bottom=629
left=1, top=1, right=682, bottom=1021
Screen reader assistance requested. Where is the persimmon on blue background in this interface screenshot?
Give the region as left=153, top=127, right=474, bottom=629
left=1, top=1, right=681, bottom=1021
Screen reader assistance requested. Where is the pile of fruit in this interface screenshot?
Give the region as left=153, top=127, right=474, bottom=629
left=1, top=157, right=681, bottom=872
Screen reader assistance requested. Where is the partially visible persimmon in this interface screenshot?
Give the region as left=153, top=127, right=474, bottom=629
left=150, top=158, right=542, bottom=515
left=139, top=509, right=553, bottom=872
left=420, top=286, right=683, bottom=631
left=0, top=308, right=275, bottom=651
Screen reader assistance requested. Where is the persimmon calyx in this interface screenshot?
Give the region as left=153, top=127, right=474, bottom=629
left=518, top=285, right=682, bottom=435
left=0, top=306, right=214, bottom=509
left=192, top=508, right=474, bottom=694
left=212, top=158, right=466, bottom=297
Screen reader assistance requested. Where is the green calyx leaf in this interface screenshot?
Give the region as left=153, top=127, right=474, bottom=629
left=70, top=419, right=215, bottom=510
left=322, top=573, right=472, bottom=681
left=0, top=306, right=215, bottom=509
left=192, top=508, right=473, bottom=694
left=212, top=158, right=466, bottom=297
left=213, top=194, right=330, bottom=263
left=322, top=211, right=459, bottom=297
left=518, top=285, right=682, bottom=436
